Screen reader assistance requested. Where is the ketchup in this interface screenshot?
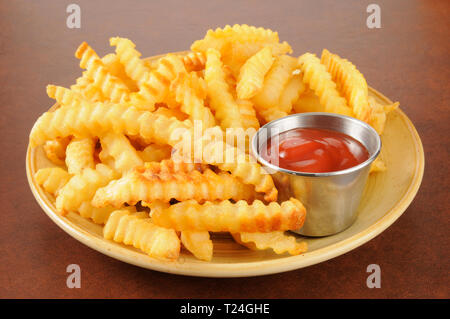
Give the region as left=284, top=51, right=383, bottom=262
left=262, top=128, right=369, bottom=173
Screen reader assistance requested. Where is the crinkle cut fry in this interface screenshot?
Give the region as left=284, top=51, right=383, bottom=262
left=231, top=232, right=307, bottom=255
left=101, top=53, right=139, bottom=92
left=103, top=210, right=180, bottom=260
left=236, top=46, right=274, bottom=99
left=204, top=48, right=244, bottom=129
left=251, top=55, right=298, bottom=111
left=171, top=72, right=216, bottom=129
left=138, top=144, right=172, bottom=163
left=182, top=51, right=206, bottom=72
left=56, top=163, right=119, bottom=214
left=193, top=131, right=278, bottom=202
left=128, top=53, right=187, bottom=110
left=99, top=132, right=143, bottom=174
left=65, top=137, right=96, bottom=175
left=320, top=49, right=370, bottom=122
left=43, top=137, right=71, bottom=166
left=181, top=231, right=213, bottom=261
left=150, top=198, right=306, bottom=233
left=298, top=53, right=353, bottom=117
left=91, top=167, right=256, bottom=208
left=141, top=159, right=208, bottom=174
left=34, top=167, right=71, bottom=195
left=75, top=42, right=130, bottom=103
left=29, top=86, right=193, bottom=148
left=109, top=37, right=151, bottom=86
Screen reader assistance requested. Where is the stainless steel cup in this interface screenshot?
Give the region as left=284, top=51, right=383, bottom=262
left=252, top=113, right=381, bottom=237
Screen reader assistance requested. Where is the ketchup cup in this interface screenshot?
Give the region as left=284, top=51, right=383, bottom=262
left=252, top=113, right=381, bottom=237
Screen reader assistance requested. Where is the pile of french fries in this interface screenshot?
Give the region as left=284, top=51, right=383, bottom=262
left=30, top=25, right=398, bottom=261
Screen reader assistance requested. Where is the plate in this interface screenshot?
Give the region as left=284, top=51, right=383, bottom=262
left=26, top=54, right=424, bottom=277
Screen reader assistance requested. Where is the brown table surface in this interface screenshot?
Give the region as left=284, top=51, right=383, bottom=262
left=1, top=0, right=448, bottom=299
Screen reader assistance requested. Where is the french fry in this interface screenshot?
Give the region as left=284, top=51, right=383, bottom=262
left=292, top=88, right=324, bottom=113
left=236, top=99, right=260, bottom=130
left=298, top=53, right=353, bottom=116
left=43, top=137, right=71, bottom=166
left=205, top=48, right=245, bottom=129
left=171, top=72, right=216, bottom=128
left=77, top=202, right=126, bottom=225
left=104, top=210, right=180, bottom=260
left=138, top=144, right=172, bottom=163
left=56, top=163, right=120, bottom=214
left=109, top=37, right=151, bottom=86
left=92, top=167, right=256, bottom=208
left=101, top=53, right=139, bottom=92
left=252, top=55, right=298, bottom=120
left=321, top=49, right=370, bottom=122
left=75, top=42, right=130, bottom=103
left=65, top=137, right=96, bottom=175
left=232, top=232, right=307, bottom=255
left=368, top=96, right=399, bottom=135
left=370, top=156, right=387, bottom=173
left=153, top=106, right=189, bottom=121
left=35, top=167, right=71, bottom=195
left=181, top=231, right=213, bottom=261
left=99, top=132, right=143, bottom=174
left=237, top=46, right=274, bottom=99
left=182, top=51, right=206, bottom=72
left=70, top=75, right=105, bottom=102
left=257, top=108, right=289, bottom=124
left=278, top=73, right=306, bottom=113
left=150, top=198, right=306, bottom=233
left=128, top=53, right=187, bottom=110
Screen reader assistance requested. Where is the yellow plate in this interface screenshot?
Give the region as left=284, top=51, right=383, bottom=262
left=26, top=55, right=424, bottom=277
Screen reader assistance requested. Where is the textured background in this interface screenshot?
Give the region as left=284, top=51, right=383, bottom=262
left=0, top=0, right=448, bottom=298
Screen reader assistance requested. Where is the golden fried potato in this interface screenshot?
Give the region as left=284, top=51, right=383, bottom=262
left=65, top=137, right=95, bottom=175
left=101, top=53, right=139, bottom=92
left=92, top=167, right=256, bottom=208
left=321, top=49, right=370, bottom=122
left=232, top=232, right=307, bottom=256
left=56, top=163, right=119, bottom=214
left=104, top=210, right=180, bottom=260
left=75, top=42, right=130, bottom=103
left=99, top=132, right=143, bottom=174
left=252, top=55, right=298, bottom=112
left=237, top=46, right=274, bottom=99
left=298, top=53, right=353, bottom=116
left=292, top=88, right=324, bottom=113
left=181, top=231, right=213, bottom=261
left=35, top=167, right=71, bottom=196
left=137, top=144, right=172, bottom=163
left=171, top=72, right=216, bottom=128
left=43, top=137, right=71, bottom=166
left=150, top=198, right=306, bottom=233
left=205, top=48, right=245, bottom=129
left=368, top=96, right=399, bottom=135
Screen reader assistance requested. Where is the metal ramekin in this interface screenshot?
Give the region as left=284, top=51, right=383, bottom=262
left=252, top=113, right=381, bottom=237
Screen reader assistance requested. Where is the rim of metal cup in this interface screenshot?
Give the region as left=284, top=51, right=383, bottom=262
left=252, top=112, right=382, bottom=177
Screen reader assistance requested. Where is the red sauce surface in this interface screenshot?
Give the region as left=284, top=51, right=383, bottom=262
left=262, top=128, right=369, bottom=173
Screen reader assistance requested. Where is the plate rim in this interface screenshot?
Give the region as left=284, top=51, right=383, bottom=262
left=26, top=59, right=425, bottom=277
